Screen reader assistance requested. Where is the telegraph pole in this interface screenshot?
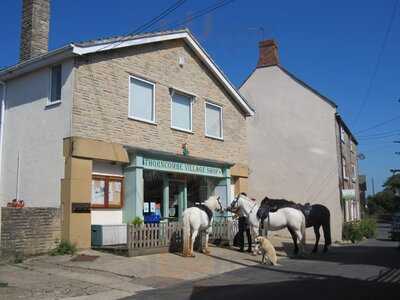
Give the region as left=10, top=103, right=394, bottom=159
left=371, top=177, right=375, bottom=196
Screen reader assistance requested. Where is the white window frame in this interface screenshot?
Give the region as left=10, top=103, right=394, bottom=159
left=128, top=75, right=156, bottom=124
left=352, top=163, right=357, bottom=183
left=342, top=157, right=348, bottom=180
left=204, top=101, right=224, bottom=140
left=47, top=64, right=62, bottom=106
left=170, top=89, right=193, bottom=133
left=340, top=127, right=346, bottom=143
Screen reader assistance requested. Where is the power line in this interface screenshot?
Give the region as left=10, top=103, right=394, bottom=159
left=96, top=0, right=188, bottom=52
left=358, top=133, right=400, bottom=141
left=358, top=128, right=400, bottom=138
left=353, top=0, right=399, bottom=128
left=151, top=0, right=236, bottom=32
left=355, top=115, right=400, bottom=134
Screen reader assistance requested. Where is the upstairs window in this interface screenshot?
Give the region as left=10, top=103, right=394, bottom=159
left=129, top=76, right=155, bottom=123
left=340, top=127, right=346, bottom=143
left=352, top=164, right=357, bottom=183
left=205, top=102, right=223, bottom=139
left=342, top=157, right=348, bottom=180
left=50, top=65, right=62, bottom=103
left=171, top=91, right=193, bottom=132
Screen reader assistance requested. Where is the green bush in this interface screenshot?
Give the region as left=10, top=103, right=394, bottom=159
left=342, top=217, right=377, bottom=243
left=342, top=221, right=363, bottom=243
left=50, top=240, right=77, bottom=256
left=359, top=217, right=377, bottom=238
left=131, top=217, right=144, bottom=226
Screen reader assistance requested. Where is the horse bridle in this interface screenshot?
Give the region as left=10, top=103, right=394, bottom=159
left=216, top=196, right=223, bottom=211
left=230, top=194, right=257, bottom=215
left=230, top=195, right=239, bottom=210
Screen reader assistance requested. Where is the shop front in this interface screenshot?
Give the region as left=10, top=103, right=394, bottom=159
left=123, top=150, right=232, bottom=224
left=62, top=137, right=247, bottom=248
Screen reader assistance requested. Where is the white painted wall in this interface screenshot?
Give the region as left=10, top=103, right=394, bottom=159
left=240, top=66, right=343, bottom=241
left=0, top=59, right=74, bottom=207
left=91, top=160, right=124, bottom=224
left=91, top=209, right=123, bottom=225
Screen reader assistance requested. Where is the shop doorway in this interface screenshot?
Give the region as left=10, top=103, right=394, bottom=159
left=168, top=180, right=185, bottom=221
left=142, top=170, right=227, bottom=222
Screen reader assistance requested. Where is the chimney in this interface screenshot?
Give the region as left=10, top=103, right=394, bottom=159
left=20, top=0, right=50, bottom=62
left=257, top=39, right=279, bottom=68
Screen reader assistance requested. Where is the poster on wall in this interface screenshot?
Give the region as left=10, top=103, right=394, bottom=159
left=92, top=179, right=105, bottom=205
left=150, top=202, right=156, bottom=213
left=144, top=202, right=150, bottom=213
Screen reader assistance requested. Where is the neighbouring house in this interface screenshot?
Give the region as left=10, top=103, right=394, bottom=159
left=239, top=40, right=344, bottom=241
left=336, top=115, right=361, bottom=222
left=358, top=174, right=367, bottom=214
left=0, top=0, right=253, bottom=257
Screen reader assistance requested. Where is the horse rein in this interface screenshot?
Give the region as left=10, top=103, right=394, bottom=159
left=230, top=195, right=258, bottom=216
left=216, top=196, right=223, bottom=211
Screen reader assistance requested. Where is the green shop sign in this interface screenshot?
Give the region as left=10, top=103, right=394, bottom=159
left=143, top=157, right=225, bottom=178
left=342, top=189, right=356, bottom=201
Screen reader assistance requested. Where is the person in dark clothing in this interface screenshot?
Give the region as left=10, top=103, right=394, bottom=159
left=238, top=216, right=252, bottom=252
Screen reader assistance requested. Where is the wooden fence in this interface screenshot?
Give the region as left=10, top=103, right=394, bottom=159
left=126, top=219, right=238, bottom=256
left=210, top=218, right=239, bottom=246
left=127, top=222, right=183, bottom=256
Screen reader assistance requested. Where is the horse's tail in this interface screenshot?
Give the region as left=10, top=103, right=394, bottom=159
left=300, top=213, right=306, bottom=245
left=182, top=211, right=191, bottom=257
left=322, top=210, right=332, bottom=246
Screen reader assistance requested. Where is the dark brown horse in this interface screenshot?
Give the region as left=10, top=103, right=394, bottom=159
left=257, top=197, right=332, bottom=253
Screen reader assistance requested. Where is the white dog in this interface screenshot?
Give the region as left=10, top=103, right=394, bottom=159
left=255, top=236, right=278, bottom=266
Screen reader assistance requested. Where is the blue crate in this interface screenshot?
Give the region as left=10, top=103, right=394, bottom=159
left=144, top=213, right=161, bottom=224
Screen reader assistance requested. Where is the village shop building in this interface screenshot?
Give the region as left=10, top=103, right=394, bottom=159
left=0, top=0, right=253, bottom=255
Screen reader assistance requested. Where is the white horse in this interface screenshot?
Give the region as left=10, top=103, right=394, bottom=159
left=182, top=195, right=223, bottom=257
left=230, top=193, right=306, bottom=255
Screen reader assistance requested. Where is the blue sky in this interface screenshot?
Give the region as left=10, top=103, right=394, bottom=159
left=1, top=0, right=399, bottom=194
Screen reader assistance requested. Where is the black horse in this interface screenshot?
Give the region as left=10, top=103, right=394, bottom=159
left=257, top=197, right=332, bottom=253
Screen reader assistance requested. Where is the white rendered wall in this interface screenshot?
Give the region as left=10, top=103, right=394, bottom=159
left=0, top=59, right=74, bottom=207
left=240, top=66, right=342, bottom=241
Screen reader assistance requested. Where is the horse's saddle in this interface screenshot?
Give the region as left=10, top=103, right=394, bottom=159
left=268, top=202, right=313, bottom=222
left=301, top=203, right=312, bottom=218
left=196, top=204, right=213, bottom=224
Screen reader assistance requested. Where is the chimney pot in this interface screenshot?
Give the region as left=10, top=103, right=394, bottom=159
left=20, top=0, right=50, bottom=62
left=257, top=39, right=279, bottom=68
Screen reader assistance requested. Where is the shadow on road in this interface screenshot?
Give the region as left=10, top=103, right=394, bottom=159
left=189, top=276, right=400, bottom=300
left=280, top=240, right=400, bottom=269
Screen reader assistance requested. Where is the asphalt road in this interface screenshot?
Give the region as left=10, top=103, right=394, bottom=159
left=124, top=223, right=400, bottom=300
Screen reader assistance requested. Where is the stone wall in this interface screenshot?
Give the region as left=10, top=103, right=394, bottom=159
left=72, top=39, right=248, bottom=166
left=20, top=0, right=50, bottom=61
left=1, top=207, right=61, bottom=258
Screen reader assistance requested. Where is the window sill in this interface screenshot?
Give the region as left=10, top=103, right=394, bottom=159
left=128, top=116, right=158, bottom=126
left=171, top=126, right=194, bottom=134
left=205, top=134, right=224, bottom=141
left=45, top=100, right=61, bottom=109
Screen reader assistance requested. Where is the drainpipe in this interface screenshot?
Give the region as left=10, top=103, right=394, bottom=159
left=0, top=81, right=5, bottom=182
left=0, top=80, right=5, bottom=253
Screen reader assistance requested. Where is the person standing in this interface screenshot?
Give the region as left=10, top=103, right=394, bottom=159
left=238, top=211, right=252, bottom=252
